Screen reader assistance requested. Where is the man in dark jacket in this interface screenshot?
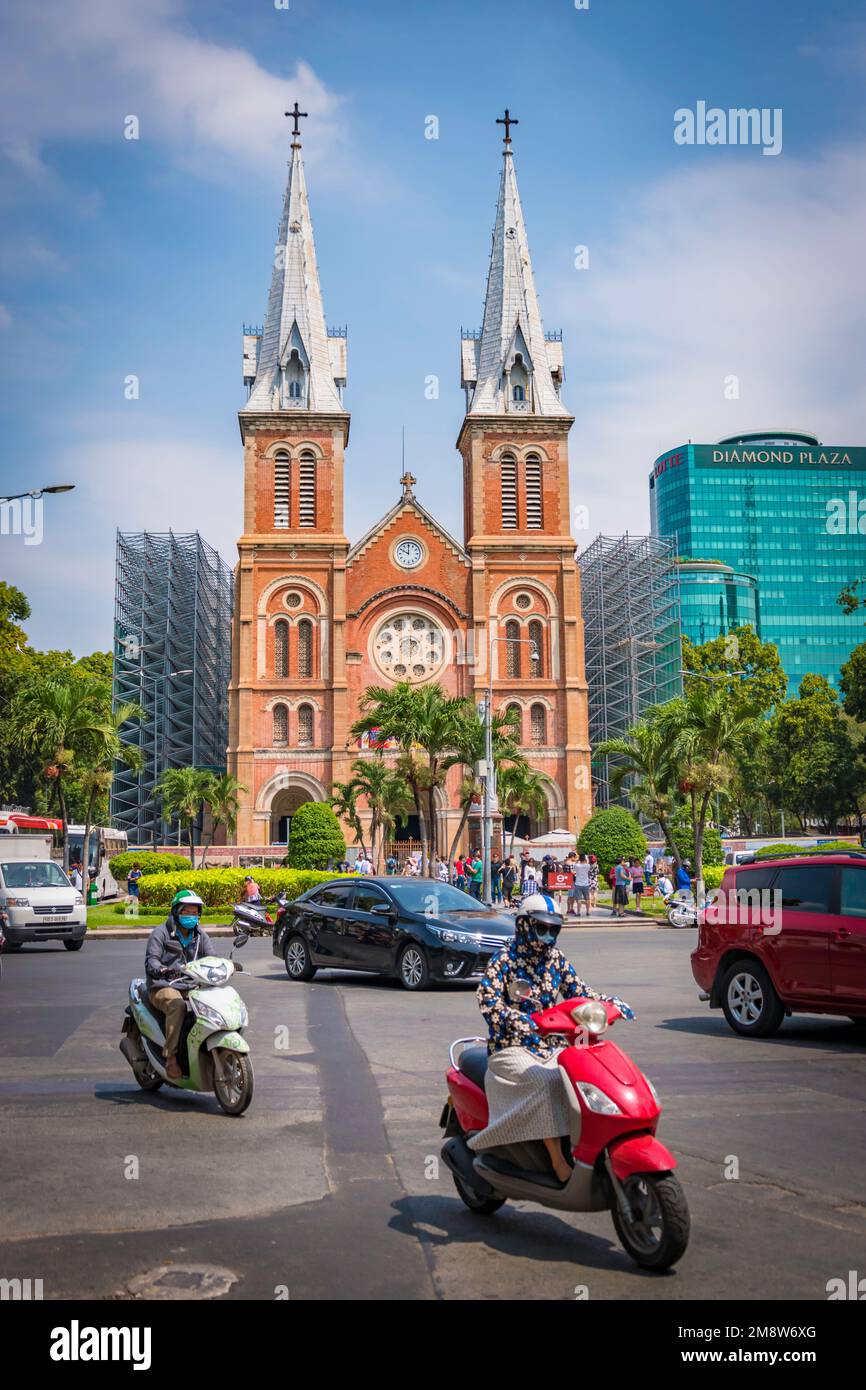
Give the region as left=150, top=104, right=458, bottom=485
left=145, top=889, right=217, bottom=1079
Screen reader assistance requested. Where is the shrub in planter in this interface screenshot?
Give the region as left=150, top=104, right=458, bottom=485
left=577, top=808, right=647, bottom=878
left=756, top=839, right=858, bottom=858
left=703, top=865, right=726, bottom=891
left=283, top=802, right=346, bottom=870
left=109, top=851, right=190, bottom=881
left=137, top=867, right=353, bottom=911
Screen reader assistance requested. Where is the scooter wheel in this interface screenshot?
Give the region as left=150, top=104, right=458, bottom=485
left=612, top=1172, right=690, bottom=1271
left=452, top=1172, right=506, bottom=1215
left=213, top=1050, right=254, bottom=1116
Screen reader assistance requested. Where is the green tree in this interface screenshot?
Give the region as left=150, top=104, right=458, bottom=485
left=9, top=674, right=116, bottom=869
left=682, top=625, right=787, bottom=714
left=577, top=807, right=647, bottom=877
left=840, top=642, right=866, bottom=724
left=593, top=717, right=682, bottom=864
left=351, top=682, right=470, bottom=873
left=153, top=767, right=214, bottom=869
left=770, top=675, right=865, bottom=833
left=331, top=779, right=366, bottom=855
left=285, top=801, right=346, bottom=870
left=498, top=763, right=554, bottom=857
left=670, top=806, right=723, bottom=867
left=341, top=755, right=413, bottom=871
left=442, top=704, right=525, bottom=869
left=78, top=701, right=143, bottom=891
left=201, top=773, right=247, bottom=860
left=654, top=684, right=762, bottom=894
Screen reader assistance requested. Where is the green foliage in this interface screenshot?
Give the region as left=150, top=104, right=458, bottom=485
left=703, top=865, right=726, bottom=890
left=138, top=867, right=351, bottom=910
left=109, top=851, right=190, bottom=879
left=284, top=801, right=346, bottom=869
left=670, top=808, right=724, bottom=866
left=753, top=840, right=859, bottom=859
left=840, top=643, right=866, bottom=723
left=577, top=808, right=647, bottom=875
left=682, top=626, right=787, bottom=715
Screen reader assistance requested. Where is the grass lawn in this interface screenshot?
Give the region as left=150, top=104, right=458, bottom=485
left=86, top=904, right=233, bottom=930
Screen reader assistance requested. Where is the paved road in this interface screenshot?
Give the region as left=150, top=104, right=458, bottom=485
left=1, top=929, right=865, bottom=1300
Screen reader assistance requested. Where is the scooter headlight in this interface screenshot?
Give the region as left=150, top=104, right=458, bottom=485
left=575, top=1081, right=621, bottom=1115
left=646, top=1076, right=661, bottom=1105
left=192, top=998, right=227, bottom=1029
left=570, top=1001, right=609, bottom=1035
left=237, top=1002, right=249, bottom=1029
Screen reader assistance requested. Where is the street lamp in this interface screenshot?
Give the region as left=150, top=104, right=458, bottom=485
left=0, top=484, right=75, bottom=502
left=481, top=631, right=539, bottom=904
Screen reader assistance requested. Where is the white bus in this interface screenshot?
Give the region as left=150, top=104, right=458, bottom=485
left=65, top=826, right=128, bottom=899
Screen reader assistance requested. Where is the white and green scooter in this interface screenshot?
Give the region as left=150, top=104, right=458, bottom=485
left=120, top=949, right=254, bottom=1116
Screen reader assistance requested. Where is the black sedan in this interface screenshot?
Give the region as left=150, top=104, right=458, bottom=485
left=271, top=876, right=515, bottom=990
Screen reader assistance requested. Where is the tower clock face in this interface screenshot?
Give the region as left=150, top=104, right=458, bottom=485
left=395, top=538, right=423, bottom=570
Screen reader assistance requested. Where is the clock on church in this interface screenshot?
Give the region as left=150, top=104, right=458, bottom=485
left=394, top=538, right=423, bottom=569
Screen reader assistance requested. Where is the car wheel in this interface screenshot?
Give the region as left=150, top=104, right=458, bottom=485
left=63, top=939, right=84, bottom=952
left=284, top=933, right=317, bottom=982
left=720, top=958, right=785, bottom=1037
left=397, top=942, right=430, bottom=991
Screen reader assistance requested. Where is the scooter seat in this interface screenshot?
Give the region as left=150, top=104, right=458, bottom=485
left=459, top=1044, right=489, bottom=1090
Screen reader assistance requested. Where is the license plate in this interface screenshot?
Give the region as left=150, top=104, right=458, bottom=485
left=44, top=917, right=74, bottom=925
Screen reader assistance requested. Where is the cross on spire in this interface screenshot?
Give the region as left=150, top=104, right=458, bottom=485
left=285, top=101, right=308, bottom=145
left=496, top=108, right=518, bottom=147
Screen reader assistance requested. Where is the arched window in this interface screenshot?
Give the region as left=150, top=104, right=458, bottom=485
left=275, top=620, right=289, bottom=678
left=501, top=455, right=517, bottom=529
left=510, top=353, right=529, bottom=406
left=288, top=380, right=302, bottom=399
left=530, top=703, right=546, bottom=746
left=297, top=618, right=313, bottom=677
left=528, top=619, right=543, bottom=678
left=512, top=384, right=525, bottom=402
left=525, top=454, right=543, bottom=529
left=505, top=702, right=522, bottom=740
left=274, top=452, right=290, bottom=528
left=504, top=619, right=521, bottom=678
left=273, top=704, right=288, bottom=745
left=299, top=451, right=316, bottom=527
left=284, top=349, right=305, bottom=404
left=297, top=703, right=314, bottom=746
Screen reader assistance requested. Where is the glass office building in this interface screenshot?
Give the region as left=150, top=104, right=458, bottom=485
left=677, top=560, right=759, bottom=647
left=650, top=432, right=866, bottom=692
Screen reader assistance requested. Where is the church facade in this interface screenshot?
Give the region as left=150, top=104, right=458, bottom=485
left=226, top=117, right=593, bottom=850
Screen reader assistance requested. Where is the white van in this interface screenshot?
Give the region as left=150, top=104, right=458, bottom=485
left=0, top=858, right=87, bottom=950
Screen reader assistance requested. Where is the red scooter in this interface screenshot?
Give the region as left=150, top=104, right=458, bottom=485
left=440, top=988, right=690, bottom=1270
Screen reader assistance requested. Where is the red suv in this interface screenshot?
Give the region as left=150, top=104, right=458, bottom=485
left=691, top=851, right=866, bottom=1037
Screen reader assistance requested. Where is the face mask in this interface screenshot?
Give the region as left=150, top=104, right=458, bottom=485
left=177, top=915, right=199, bottom=933
left=536, top=931, right=558, bottom=946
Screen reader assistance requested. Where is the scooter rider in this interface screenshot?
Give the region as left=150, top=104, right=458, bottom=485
left=145, top=890, right=216, bottom=1080
left=469, top=894, right=634, bottom=1184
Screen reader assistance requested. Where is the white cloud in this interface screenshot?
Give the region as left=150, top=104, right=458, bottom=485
left=0, top=0, right=349, bottom=187
left=556, top=141, right=866, bottom=533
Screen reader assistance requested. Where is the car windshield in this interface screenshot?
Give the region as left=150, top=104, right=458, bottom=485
left=388, top=881, right=488, bottom=915
left=1, top=861, right=72, bottom=889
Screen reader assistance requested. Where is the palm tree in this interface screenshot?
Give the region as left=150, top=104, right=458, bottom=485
left=498, top=763, right=553, bottom=857
left=10, top=674, right=117, bottom=869
left=352, top=683, right=471, bottom=874
left=78, top=700, right=143, bottom=894
left=201, top=773, right=247, bottom=862
left=344, top=755, right=413, bottom=871
left=594, top=719, right=682, bottom=865
left=153, top=766, right=213, bottom=869
left=654, top=685, right=761, bottom=895
left=442, top=705, right=524, bottom=872
left=331, top=778, right=366, bottom=856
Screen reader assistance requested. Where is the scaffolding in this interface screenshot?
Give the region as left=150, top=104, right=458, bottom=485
left=110, top=532, right=234, bottom=844
left=578, top=534, right=682, bottom=812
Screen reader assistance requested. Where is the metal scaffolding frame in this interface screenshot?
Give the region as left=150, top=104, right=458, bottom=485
left=110, top=532, right=233, bottom=844
left=578, top=534, right=682, bottom=812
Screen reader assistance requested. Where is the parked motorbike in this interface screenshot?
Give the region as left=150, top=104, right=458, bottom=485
left=119, top=934, right=254, bottom=1115
left=440, top=982, right=690, bottom=1270
left=664, top=890, right=698, bottom=929
left=230, top=893, right=286, bottom=937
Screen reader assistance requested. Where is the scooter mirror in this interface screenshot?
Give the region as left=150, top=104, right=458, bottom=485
left=233, top=929, right=250, bottom=949
left=509, top=979, right=533, bottom=1003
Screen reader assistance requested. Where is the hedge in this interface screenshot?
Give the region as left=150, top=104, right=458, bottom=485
left=109, top=851, right=190, bottom=880
left=750, top=840, right=859, bottom=859
left=577, top=808, right=647, bottom=877
left=137, top=867, right=354, bottom=910
left=703, top=865, right=725, bottom=890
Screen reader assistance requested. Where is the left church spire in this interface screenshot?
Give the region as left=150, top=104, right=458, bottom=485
left=242, top=109, right=347, bottom=415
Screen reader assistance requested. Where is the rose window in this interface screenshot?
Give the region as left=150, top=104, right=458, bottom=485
left=373, top=613, right=445, bottom=682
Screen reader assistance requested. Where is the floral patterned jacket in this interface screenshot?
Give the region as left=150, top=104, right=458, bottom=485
left=477, top=933, right=629, bottom=1059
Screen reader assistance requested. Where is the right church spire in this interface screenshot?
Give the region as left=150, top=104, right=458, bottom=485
left=461, top=113, right=567, bottom=418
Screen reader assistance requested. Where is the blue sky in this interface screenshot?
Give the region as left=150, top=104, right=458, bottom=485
left=2, top=0, right=865, bottom=653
